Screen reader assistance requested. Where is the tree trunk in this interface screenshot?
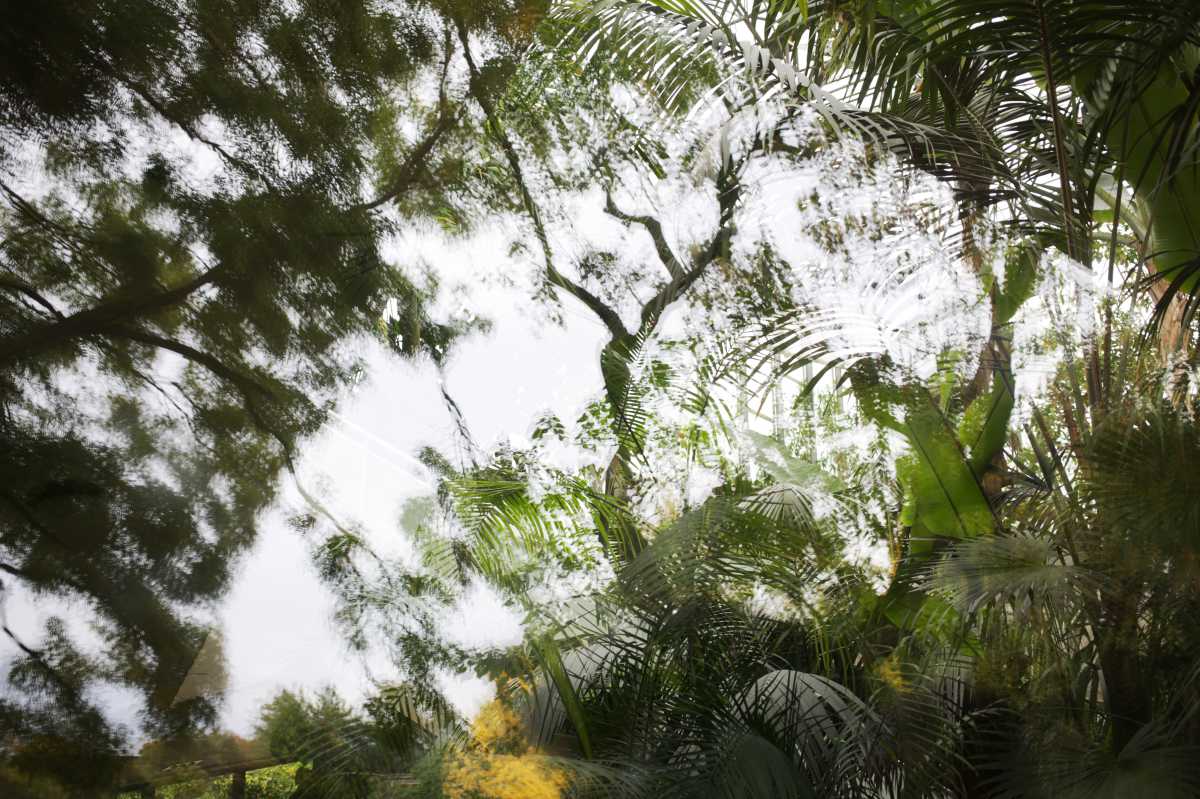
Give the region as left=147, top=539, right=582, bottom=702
left=1146, top=267, right=1192, bottom=360
left=230, top=770, right=246, bottom=799
left=1097, top=589, right=1150, bottom=754
left=598, top=336, right=645, bottom=560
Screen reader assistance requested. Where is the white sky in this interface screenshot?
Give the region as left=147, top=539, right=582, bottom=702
left=214, top=274, right=610, bottom=735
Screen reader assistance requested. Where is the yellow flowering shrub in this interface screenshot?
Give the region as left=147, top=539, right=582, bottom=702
left=443, top=697, right=569, bottom=799
left=469, top=699, right=523, bottom=750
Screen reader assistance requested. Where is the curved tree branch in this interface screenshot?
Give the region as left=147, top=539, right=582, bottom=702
left=356, top=107, right=458, bottom=213
left=454, top=17, right=629, bottom=340
left=636, top=158, right=741, bottom=335
left=0, top=275, right=65, bottom=320
left=358, top=28, right=460, bottom=213
left=603, top=191, right=685, bottom=280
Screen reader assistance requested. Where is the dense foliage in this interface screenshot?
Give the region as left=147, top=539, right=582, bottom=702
left=0, top=1, right=540, bottom=794
left=2, top=1, right=1199, bottom=798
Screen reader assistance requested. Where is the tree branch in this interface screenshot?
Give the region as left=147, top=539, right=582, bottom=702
left=358, top=30, right=459, bottom=213
left=116, top=327, right=275, bottom=404
left=0, top=264, right=225, bottom=368
left=114, top=66, right=270, bottom=186
left=1, top=571, right=86, bottom=702
left=0, top=180, right=94, bottom=264
left=635, top=159, right=741, bottom=335
left=0, top=561, right=34, bottom=582
left=546, top=267, right=630, bottom=339
left=603, top=191, right=685, bottom=280
left=356, top=108, right=457, bottom=212
left=0, top=275, right=65, bottom=320
left=453, top=17, right=628, bottom=340
left=115, top=328, right=361, bottom=549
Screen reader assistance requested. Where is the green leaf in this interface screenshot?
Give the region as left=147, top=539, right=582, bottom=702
left=903, top=396, right=993, bottom=540
left=530, top=638, right=593, bottom=759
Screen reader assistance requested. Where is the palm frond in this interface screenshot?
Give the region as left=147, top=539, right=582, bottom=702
left=924, top=532, right=1098, bottom=613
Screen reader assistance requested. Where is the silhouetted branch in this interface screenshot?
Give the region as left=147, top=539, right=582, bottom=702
left=454, top=17, right=629, bottom=340
left=0, top=274, right=65, bottom=319
left=604, top=191, right=685, bottom=280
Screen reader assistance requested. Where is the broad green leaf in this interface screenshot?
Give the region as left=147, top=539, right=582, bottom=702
left=903, top=396, right=993, bottom=539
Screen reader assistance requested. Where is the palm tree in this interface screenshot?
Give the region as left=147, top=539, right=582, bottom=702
left=384, top=398, right=988, bottom=796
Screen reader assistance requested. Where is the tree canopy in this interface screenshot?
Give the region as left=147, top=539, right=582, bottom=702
left=0, top=1, right=540, bottom=793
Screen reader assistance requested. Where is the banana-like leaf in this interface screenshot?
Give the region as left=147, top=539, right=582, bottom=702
left=901, top=393, right=994, bottom=540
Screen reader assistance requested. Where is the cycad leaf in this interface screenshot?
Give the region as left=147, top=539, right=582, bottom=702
left=742, top=430, right=844, bottom=524
left=530, top=637, right=595, bottom=759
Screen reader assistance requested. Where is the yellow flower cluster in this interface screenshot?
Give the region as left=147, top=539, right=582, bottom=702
left=875, top=654, right=909, bottom=694
left=443, top=698, right=569, bottom=799
left=444, top=751, right=569, bottom=799
left=469, top=699, right=523, bottom=749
